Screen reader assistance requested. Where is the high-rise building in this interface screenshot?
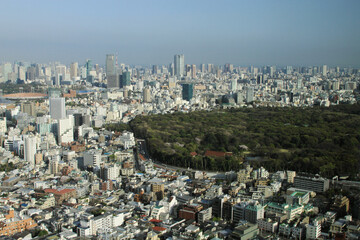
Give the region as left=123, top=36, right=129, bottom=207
left=143, top=87, right=151, bottom=103
left=107, top=75, right=120, bottom=88
left=26, top=66, right=36, bottom=81
left=306, top=221, right=321, bottom=239
left=0, top=117, right=7, bottom=133
left=24, top=135, right=37, bottom=166
left=246, top=86, right=254, bottom=103
left=106, top=54, right=115, bottom=76
left=182, top=83, right=193, bottom=101
left=83, top=150, right=102, bottom=168
left=2, top=63, right=12, bottom=82
left=207, top=64, right=213, bottom=74
left=230, top=79, right=238, bottom=92
left=169, top=63, right=175, bottom=76
left=70, top=62, right=78, bottom=80
left=191, top=64, right=196, bottom=78
left=224, top=63, right=233, bottom=73
left=48, top=88, right=61, bottom=98
left=85, top=59, right=92, bottom=78
left=321, top=65, right=328, bottom=76
left=152, top=65, right=158, bottom=74
left=174, top=54, right=185, bottom=77
left=200, top=64, right=206, bottom=73
left=120, top=71, right=130, bottom=88
left=50, top=97, right=66, bottom=120
left=57, top=115, right=74, bottom=144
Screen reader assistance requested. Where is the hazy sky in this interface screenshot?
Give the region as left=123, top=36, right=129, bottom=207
left=1, top=0, right=359, bottom=67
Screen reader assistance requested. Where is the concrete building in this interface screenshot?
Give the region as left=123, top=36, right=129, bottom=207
left=230, top=221, right=259, bottom=240
left=57, top=115, right=74, bottom=144
left=50, top=97, right=66, bottom=120
left=306, top=221, right=321, bottom=239
left=0, top=117, right=6, bottom=133
left=70, top=62, right=78, bottom=80
left=24, top=135, right=37, bottom=166
left=174, top=54, right=185, bottom=77
left=294, top=175, right=330, bottom=193
left=83, top=150, right=102, bottom=168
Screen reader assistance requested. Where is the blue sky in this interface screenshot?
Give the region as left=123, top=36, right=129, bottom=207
left=1, top=0, right=359, bottom=66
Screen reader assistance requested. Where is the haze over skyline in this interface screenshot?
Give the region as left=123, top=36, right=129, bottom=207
left=1, top=0, right=360, bottom=67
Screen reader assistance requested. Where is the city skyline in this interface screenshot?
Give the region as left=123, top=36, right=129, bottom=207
left=1, top=0, right=360, bottom=67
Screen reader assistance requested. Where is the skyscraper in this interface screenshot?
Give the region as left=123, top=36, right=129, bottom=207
left=120, top=71, right=130, bottom=88
left=57, top=115, right=74, bottom=144
left=321, top=65, right=327, bottom=76
left=24, top=135, right=37, bottom=166
left=143, top=87, right=151, bottom=103
left=191, top=64, right=196, bottom=78
left=85, top=59, right=92, bottom=78
left=182, top=83, right=193, bottom=101
left=230, top=79, right=237, bottom=92
left=246, top=86, right=254, bottom=103
left=106, top=54, right=115, bottom=76
left=107, top=75, right=120, bottom=88
left=49, top=97, right=66, bottom=120
left=70, top=62, right=78, bottom=80
left=200, top=64, right=206, bottom=73
left=174, top=54, right=185, bottom=78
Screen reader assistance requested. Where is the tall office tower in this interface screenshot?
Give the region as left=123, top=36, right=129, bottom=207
left=106, top=54, right=115, bottom=76
left=286, top=66, right=293, bottom=75
left=85, top=59, right=92, bottom=78
left=246, top=86, right=254, bottom=103
left=269, top=66, right=276, bottom=77
left=201, top=64, right=206, bottom=73
left=107, top=75, right=120, bottom=88
left=174, top=54, right=185, bottom=77
left=257, top=75, right=264, bottom=84
left=18, top=66, right=26, bottom=81
left=57, top=115, right=74, bottom=144
left=152, top=65, right=158, bottom=74
left=224, top=63, right=233, bottom=73
left=143, top=87, right=151, bottom=103
left=35, top=64, right=43, bottom=78
left=185, top=64, right=191, bottom=77
left=296, top=78, right=303, bottom=89
left=120, top=71, right=130, bottom=88
left=49, top=97, right=66, bottom=120
left=208, top=64, right=213, bottom=74
left=230, top=79, right=237, bottom=92
left=191, top=64, right=196, bottom=78
left=169, top=63, right=175, bottom=76
left=2, top=63, right=12, bottom=82
left=55, top=65, right=66, bottom=79
left=321, top=65, right=327, bottom=76
left=182, top=83, right=193, bottom=101
left=24, top=135, right=37, bottom=166
left=70, top=62, right=78, bottom=80
left=26, top=66, right=36, bottom=80
left=48, top=88, right=61, bottom=98
left=0, top=117, right=6, bottom=133
left=80, top=66, right=87, bottom=79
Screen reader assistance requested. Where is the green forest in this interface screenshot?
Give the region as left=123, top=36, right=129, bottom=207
left=107, top=104, right=360, bottom=178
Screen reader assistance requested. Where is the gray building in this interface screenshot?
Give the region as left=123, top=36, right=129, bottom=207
left=294, top=175, right=330, bottom=193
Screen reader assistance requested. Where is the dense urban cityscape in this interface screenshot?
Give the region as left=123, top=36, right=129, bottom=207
left=1, top=0, right=360, bottom=239
left=0, top=55, right=359, bottom=240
